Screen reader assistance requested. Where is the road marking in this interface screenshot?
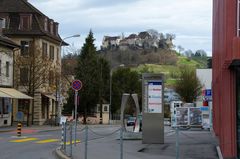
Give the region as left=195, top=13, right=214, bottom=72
left=66, top=140, right=80, bottom=145
left=35, top=139, right=60, bottom=144
left=9, top=138, right=38, bottom=143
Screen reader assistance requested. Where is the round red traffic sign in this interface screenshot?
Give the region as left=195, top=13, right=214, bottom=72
left=72, top=80, right=82, bottom=91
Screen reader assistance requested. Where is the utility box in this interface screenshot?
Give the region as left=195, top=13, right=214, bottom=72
left=142, top=73, right=164, bottom=144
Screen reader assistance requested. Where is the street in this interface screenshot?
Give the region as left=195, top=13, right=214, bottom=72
left=0, top=125, right=121, bottom=159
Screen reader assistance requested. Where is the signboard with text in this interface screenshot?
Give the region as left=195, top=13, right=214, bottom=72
left=148, top=81, right=162, bottom=113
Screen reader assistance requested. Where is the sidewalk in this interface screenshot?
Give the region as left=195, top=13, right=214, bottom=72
left=55, top=128, right=219, bottom=159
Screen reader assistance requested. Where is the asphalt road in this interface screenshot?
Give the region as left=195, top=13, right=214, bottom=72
left=0, top=125, right=121, bottom=159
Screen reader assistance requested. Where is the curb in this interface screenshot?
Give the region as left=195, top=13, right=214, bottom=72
left=55, top=147, right=71, bottom=159
left=0, top=130, right=14, bottom=133
left=216, top=146, right=223, bottom=159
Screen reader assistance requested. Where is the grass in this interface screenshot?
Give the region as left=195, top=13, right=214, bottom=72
left=131, top=55, right=207, bottom=87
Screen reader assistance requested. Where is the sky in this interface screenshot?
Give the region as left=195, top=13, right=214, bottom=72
left=29, top=0, right=212, bottom=55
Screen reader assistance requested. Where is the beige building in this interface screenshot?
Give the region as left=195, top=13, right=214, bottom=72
left=0, top=0, right=67, bottom=125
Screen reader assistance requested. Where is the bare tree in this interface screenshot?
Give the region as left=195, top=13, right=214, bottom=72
left=14, top=39, right=56, bottom=124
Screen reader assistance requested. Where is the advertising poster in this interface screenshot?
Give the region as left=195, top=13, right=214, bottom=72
left=148, top=82, right=162, bottom=113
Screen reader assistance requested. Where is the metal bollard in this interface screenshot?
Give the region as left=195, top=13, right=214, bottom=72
left=120, top=127, right=123, bottom=159
left=176, top=127, right=179, bottom=159
left=69, top=123, right=73, bottom=157
left=61, top=122, right=64, bottom=149
left=85, top=126, right=88, bottom=159
left=17, top=122, right=22, bottom=137
left=64, top=122, right=67, bottom=152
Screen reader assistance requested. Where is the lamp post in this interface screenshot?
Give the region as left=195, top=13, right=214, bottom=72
left=56, top=34, right=80, bottom=125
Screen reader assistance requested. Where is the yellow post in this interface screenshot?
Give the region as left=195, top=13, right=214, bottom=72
left=17, top=122, right=22, bottom=137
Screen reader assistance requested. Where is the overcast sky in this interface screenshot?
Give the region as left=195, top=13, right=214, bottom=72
left=29, top=0, right=212, bottom=55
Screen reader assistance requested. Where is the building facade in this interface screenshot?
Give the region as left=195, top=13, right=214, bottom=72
left=0, top=0, right=66, bottom=125
left=213, top=0, right=240, bottom=158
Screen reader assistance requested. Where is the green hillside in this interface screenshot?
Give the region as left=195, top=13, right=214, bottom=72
left=131, top=55, right=207, bottom=87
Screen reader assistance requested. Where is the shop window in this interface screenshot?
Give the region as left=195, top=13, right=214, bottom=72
left=2, top=98, right=10, bottom=114
left=18, top=99, right=29, bottom=114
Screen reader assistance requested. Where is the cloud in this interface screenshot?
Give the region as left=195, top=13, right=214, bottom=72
left=29, top=0, right=212, bottom=55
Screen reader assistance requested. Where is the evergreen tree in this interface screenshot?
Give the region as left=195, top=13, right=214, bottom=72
left=72, top=30, right=110, bottom=124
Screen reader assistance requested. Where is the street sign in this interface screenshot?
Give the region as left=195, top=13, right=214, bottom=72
left=72, top=80, right=82, bottom=91
left=60, top=116, right=67, bottom=124
left=16, top=111, right=24, bottom=122
left=205, top=89, right=212, bottom=96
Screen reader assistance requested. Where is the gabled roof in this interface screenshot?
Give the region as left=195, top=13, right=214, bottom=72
left=104, top=36, right=120, bottom=41
left=138, top=31, right=151, bottom=39
left=126, top=34, right=138, bottom=39
left=0, top=0, right=45, bottom=16
left=0, top=0, right=68, bottom=46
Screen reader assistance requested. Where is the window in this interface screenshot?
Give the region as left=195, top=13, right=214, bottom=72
left=20, top=41, right=31, bottom=56
left=0, top=60, right=2, bottom=76
left=44, top=18, right=48, bottom=31
left=49, top=71, right=54, bottom=85
left=57, top=48, right=59, bottom=62
left=20, top=68, right=29, bottom=83
left=6, top=61, right=9, bottom=77
left=0, top=18, right=6, bottom=29
left=18, top=99, right=29, bottom=114
left=20, top=14, right=32, bottom=30
left=50, top=45, right=54, bottom=60
left=104, top=106, right=108, bottom=112
left=2, top=98, right=10, bottom=114
left=55, top=23, right=59, bottom=35
left=50, top=21, right=53, bottom=34
left=42, top=42, right=48, bottom=58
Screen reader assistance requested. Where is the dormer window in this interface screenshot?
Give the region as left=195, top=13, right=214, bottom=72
left=50, top=21, right=53, bottom=34
left=44, top=18, right=48, bottom=31
left=54, top=22, right=59, bottom=36
left=20, top=14, right=32, bottom=30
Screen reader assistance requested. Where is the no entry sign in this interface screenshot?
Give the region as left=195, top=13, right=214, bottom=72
left=72, top=80, right=82, bottom=91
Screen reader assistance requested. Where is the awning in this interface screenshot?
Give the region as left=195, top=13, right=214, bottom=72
left=0, top=91, right=11, bottom=98
left=43, top=93, right=56, bottom=101
left=0, top=88, right=33, bottom=99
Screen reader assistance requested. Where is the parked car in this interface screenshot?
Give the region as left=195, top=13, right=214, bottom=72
left=127, top=116, right=136, bottom=126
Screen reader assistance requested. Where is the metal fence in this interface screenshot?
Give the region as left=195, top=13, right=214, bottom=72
left=60, top=122, right=124, bottom=159
left=59, top=122, right=219, bottom=159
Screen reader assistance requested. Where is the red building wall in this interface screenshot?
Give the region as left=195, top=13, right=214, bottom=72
left=213, top=0, right=238, bottom=157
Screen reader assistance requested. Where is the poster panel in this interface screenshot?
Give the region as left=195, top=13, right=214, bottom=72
left=148, top=82, right=162, bottom=113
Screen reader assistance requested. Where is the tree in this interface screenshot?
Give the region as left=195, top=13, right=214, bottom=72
left=177, top=45, right=184, bottom=54
left=175, top=65, right=202, bottom=103
left=14, top=39, right=55, bottom=125
left=195, top=49, right=207, bottom=57
left=111, top=67, right=141, bottom=114
left=74, top=30, right=110, bottom=124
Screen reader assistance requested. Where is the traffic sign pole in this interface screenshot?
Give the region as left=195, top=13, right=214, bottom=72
left=74, top=90, right=78, bottom=146
left=72, top=79, right=82, bottom=147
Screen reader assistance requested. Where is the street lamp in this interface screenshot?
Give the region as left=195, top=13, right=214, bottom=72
left=56, top=34, right=80, bottom=125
